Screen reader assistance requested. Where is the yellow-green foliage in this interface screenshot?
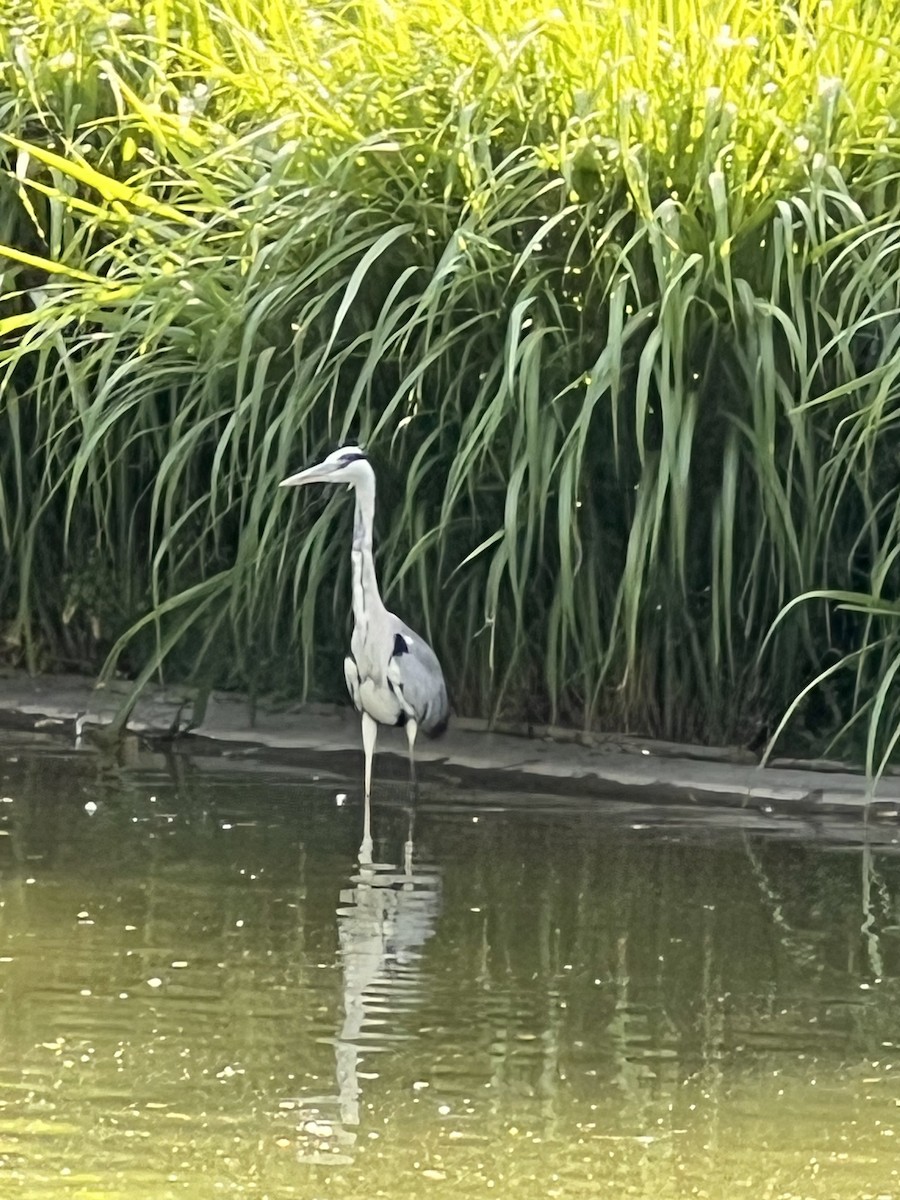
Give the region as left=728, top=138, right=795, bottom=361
left=2, top=0, right=900, bottom=757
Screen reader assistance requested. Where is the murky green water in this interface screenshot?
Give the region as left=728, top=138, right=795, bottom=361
left=2, top=732, right=900, bottom=1198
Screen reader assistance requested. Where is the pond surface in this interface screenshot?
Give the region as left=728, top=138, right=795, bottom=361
left=1, top=731, right=900, bottom=1199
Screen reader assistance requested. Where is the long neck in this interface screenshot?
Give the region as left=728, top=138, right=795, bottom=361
left=350, top=474, right=384, bottom=624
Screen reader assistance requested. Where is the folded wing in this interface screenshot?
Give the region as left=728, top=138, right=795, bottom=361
left=387, top=627, right=449, bottom=737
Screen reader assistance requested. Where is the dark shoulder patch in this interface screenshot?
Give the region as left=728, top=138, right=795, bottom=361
left=392, top=633, right=409, bottom=657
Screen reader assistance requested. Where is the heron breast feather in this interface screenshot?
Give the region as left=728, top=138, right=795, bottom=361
left=356, top=676, right=404, bottom=725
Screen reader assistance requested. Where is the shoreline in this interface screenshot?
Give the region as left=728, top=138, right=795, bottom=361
left=0, top=669, right=895, bottom=814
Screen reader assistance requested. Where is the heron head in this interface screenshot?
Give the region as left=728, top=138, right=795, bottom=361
left=279, top=446, right=372, bottom=490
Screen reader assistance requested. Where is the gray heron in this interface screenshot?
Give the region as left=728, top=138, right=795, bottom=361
left=280, top=446, right=449, bottom=852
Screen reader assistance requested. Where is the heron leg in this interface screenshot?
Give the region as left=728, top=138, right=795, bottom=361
left=405, top=717, right=418, bottom=791
left=404, top=800, right=415, bottom=877
left=403, top=718, right=419, bottom=867
left=360, top=711, right=377, bottom=863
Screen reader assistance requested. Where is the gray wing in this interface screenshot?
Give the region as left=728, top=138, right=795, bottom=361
left=343, top=655, right=363, bottom=713
left=386, top=623, right=449, bottom=736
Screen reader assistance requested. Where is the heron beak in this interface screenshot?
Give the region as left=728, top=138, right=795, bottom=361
left=278, top=462, right=339, bottom=488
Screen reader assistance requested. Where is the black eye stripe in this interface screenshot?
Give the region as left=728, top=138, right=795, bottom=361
left=339, top=452, right=367, bottom=464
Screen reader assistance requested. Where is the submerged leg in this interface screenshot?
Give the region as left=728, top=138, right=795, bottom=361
left=360, top=711, right=378, bottom=863
left=404, top=799, right=415, bottom=877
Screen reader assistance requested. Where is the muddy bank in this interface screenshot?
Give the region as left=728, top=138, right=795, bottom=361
left=0, top=669, right=895, bottom=813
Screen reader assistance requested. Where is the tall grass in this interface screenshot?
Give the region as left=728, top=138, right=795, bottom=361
left=2, top=0, right=900, bottom=752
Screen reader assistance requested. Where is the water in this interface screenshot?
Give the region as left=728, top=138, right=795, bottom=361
left=2, top=731, right=900, bottom=1199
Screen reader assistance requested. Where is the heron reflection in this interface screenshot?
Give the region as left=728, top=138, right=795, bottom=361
left=295, top=807, right=441, bottom=1164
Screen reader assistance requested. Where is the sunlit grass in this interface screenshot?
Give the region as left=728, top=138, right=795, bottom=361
left=2, top=0, right=900, bottom=754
